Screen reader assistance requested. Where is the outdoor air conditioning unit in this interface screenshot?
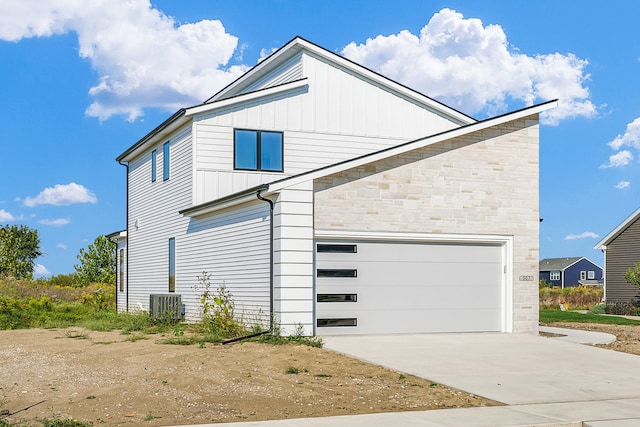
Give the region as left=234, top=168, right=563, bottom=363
left=149, top=294, right=183, bottom=321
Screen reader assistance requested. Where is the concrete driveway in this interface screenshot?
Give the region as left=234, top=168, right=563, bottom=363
left=323, top=332, right=640, bottom=405
left=192, top=331, right=640, bottom=426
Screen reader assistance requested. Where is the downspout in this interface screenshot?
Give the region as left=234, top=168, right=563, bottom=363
left=222, top=188, right=274, bottom=345
left=118, top=160, right=129, bottom=312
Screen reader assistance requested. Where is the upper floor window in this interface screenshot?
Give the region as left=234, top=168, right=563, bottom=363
left=550, top=270, right=560, bottom=281
left=234, top=129, right=283, bottom=172
left=151, top=149, right=157, bottom=182
left=580, top=271, right=586, bottom=280
left=588, top=270, right=595, bottom=279
left=163, top=141, right=170, bottom=181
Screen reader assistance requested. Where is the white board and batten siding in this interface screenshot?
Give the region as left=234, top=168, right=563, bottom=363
left=126, top=125, right=192, bottom=313
left=315, top=238, right=507, bottom=335
left=191, top=51, right=462, bottom=205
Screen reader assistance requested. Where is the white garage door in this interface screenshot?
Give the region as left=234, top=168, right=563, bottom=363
left=315, top=240, right=504, bottom=335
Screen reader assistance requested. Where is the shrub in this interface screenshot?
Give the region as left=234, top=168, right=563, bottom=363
left=539, top=286, right=603, bottom=310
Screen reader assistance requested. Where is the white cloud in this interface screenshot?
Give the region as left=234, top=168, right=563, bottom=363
left=341, top=8, right=596, bottom=125
left=601, top=150, right=633, bottom=168
left=57, top=243, right=67, bottom=250
left=608, top=117, right=640, bottom=150
left=33, top=264, right=51, bottom=277
left=0, top=0, right=248, bottom=121
left=616, top=181, right=631, bottom=189
left=39, top=218, right=71, bottom=226
left=0, top=209, right=15, bottom=222
left=24, top=183, right=97, bottom=207
left=565, top=231, right=599, bottom=240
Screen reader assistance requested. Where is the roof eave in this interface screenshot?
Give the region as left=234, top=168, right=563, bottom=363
left=268, top=99, right=557, bottom=193
left=116, top=109, right=188, bottom=163
left=594, top=206, right=640, bottom=249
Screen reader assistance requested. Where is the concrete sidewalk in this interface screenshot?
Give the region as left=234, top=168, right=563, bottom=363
left=176, top=328, right=640, bottom=426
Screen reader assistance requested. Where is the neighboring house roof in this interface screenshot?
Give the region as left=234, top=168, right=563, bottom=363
left=182, top=100, right=557, bottom=218
left=117, top=36, right=478, bottom=163
left=539, top=257, right=584, bottom=271
left=594, top=206, right=640, bottom=249
left=539, top=257, right=603, bottom=271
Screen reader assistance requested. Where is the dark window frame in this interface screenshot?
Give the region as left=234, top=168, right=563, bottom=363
left=168, top=237, right=175, bottom=292
left=233, top=129, right=284, bottom=172
left=151, top=149, right=157, bottom=182
left=163, top=141, right=170, bottom=181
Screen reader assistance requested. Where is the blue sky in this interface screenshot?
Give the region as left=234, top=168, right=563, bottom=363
left=1, top=0, right=638, bottom=275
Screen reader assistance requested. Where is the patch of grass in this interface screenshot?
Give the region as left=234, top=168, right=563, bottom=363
left=286, top=366, right=307, bottom=375
left=540, top=310, right=640, bottom=325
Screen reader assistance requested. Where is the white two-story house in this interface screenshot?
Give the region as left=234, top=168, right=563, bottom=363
left=115, top=36, right=555, bottom=336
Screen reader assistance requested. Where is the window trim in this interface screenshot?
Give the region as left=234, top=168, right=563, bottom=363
left=233, top=129, right=284, bottom=172
left=588, top=270, right=595, bottom=279
left=550, top=270, right=560, bottom=281
left=163, top=141, right=170, bottom=181
left=580, top=271, right=586, bottom=281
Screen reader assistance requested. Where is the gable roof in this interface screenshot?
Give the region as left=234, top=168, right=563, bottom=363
left=594, top=207, right=640, bottom=249
left=539, top=257, right=602, bottom=271
left=205, top=36, right=475, bottom=126
left=539, top=257, right=584, bottom=271
left=118, top=36, right=478, bottom=163
left=182, top=100, right=557, bottom=217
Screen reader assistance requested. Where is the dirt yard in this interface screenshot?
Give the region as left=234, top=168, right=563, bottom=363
left=540, top=321, right=640, bottom=356
left=0, top=328, right=499, bottom=426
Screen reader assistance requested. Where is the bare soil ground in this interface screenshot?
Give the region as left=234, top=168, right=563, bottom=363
left=540, top=322, right=640, bottom=356
left=0, top=328, right=499, bottom=426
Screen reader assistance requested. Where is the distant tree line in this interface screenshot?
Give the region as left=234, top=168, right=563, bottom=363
left=0, top=224, right=115, bottom=286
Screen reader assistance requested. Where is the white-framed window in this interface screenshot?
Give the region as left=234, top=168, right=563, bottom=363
left=580, top=271, right=586, bottom=280
left=588, top=270, right=595, bottom=279
left=550, top=270, right=560, bottom=281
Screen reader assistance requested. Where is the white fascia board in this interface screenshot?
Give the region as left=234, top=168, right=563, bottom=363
left=185, top=79, right=308, bottom=118
left=295, top=39, right=475, bottom=126
left=210, top=37, right=474, bottom=125
left=594, top=206, right=640, bottom=249
left=315, top=229, right=513, bottom=245
left=268, top=100, right=557, bottom=194
left=179, top=185, right=269, bottom=218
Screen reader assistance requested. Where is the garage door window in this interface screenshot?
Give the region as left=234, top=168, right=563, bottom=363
left=317, top=294, right=357, bottom=302
left=317, top=244, right=357, bottom=253
left=317, top=269, right=357, bottom=278
left=317, top=318, right=357, bottom=327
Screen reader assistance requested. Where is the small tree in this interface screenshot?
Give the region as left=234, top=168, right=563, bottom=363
left=73, top=235, right=116, bottom=286
left=625, top=262, right=640, bottom=292
left=0, top=224, right=43, bottom=279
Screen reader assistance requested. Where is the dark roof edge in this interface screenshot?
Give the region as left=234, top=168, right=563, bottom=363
left=116, top=109, right=186, bottom=162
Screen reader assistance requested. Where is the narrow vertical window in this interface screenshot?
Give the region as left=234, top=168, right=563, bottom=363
left=168, top=237, right=175, bottom=292
left=163, top=141, right=170, bottom=181
left=151, top=149, right=157, bottom=182
left=119, top=248, right=125, bottom=292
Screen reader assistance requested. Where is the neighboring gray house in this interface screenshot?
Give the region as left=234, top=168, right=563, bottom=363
left=595, top=207, right=640, bottom=302
left=115, top=36, right=556, bottom=336
left=539, top=257, right=603, bottom=288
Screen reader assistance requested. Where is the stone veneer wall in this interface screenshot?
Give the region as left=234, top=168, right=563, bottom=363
left=313, top=115, right=540, bottom=333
